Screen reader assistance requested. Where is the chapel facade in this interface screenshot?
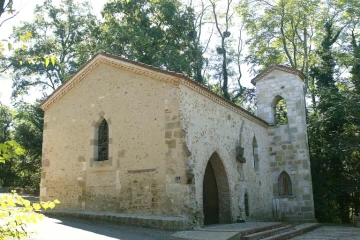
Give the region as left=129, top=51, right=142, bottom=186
left=39, top=53, right=315, bottom=229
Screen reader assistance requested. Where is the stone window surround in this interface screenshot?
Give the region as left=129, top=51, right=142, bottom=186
left=199, top=151, right=232, bottom=224
left=271, top=95, right=288, bottom=125
left=278, top=195, right=296, bottom=199
left=97, top=118, right=109, bottom=161
left=278, top=171, right=293, bottom=197
left=252, top=136, right=259, bottom=170
left=89, top=111, right=113, bottom=167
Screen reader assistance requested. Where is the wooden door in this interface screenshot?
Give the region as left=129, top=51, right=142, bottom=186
left=203, top=162, right=219, bottom=225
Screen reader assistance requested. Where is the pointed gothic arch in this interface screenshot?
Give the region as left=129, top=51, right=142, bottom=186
left=252, top=136, right=259, bottom=170
left=97, top=118, right=109, bottom=161
left=202, top=152, right=231, bottom=225
left=271, top=95, right=288, bottom=125
left=278, top=171, right=292, bottom=196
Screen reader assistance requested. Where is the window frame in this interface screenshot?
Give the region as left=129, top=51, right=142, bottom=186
left=278, top=171, right=293, bottom=197
left=271, top=95, right=288, bottom=125
left=252, top=136, right=259, bottom=170
left=97, top=118, right=109, bottom=161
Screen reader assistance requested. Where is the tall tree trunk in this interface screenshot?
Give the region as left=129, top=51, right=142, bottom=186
left=221, top=38, right=230, bottom=100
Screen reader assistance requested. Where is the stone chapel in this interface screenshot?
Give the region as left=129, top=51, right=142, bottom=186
left=39, top=52, right=315, bottom=229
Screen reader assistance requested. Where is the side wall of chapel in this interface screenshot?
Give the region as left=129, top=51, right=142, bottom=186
left=178, top=84, right=274, bottom=223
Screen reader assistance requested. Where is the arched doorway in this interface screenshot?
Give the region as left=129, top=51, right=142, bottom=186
left=203, top=152, right=231, bottom=225
left=203, top=162, right=219, bottom=224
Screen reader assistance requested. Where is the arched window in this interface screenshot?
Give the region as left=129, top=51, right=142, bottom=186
left=278, top=171, right=292, bottom=196
left=244, top=193, right=249, bottom=216
left=272, top=96, right=288, bottom=125
left=253, top=136, right=259, bottom=170
left=97, top=119, right=108, bottom=161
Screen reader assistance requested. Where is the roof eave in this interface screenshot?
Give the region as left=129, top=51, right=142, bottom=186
left=38, top=52, right=104, bottom=110
left=38, top=52, right=270, bottom=127
left=251, top=65, right=305, bottom=86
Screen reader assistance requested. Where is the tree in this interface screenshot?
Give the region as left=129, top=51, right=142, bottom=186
left=0, top=101, right=43, bottom=189
left=12, top=101, right=43, bottom=188
left=0, top=0, right=17, bottom=28
left=208, top=0, right=234, bottom=100
left=0, top=103, right=12, bottom=143
left=186, top=0, right=214, bottom=84
left=238, top=0, right=320, bottom=107
left=0, top=3, right=61, bottom=238
left=0, top=0, right=14, bottom=69
left=13, top=100, right=43, bottom=160
left=8, top=0, right=98, bottom=98
left=309, top=12, right=360, bottom=223
left=238, top=0, right=360, bottom=223
left=98, top=0, right=203, bottom=82
left=205, top=0, right=255, bottom=107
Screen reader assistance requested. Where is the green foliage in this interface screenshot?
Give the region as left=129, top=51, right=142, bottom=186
left=239, top=0, right=360, bottom=222
left=0, top=137, right=60, bottom=239
left=99, top=0, right=203, bottom=83
left=9, top=0, right=98, bottom=98
left=238, top=0, right=320, bottom=74
left=0, top=105, right=12, bottom=143
left=0, top=191, right=60, bottom=239
left=13, top=101, right=44, bottom=160
left=0, top=101, right=43, bottom=189
left=0, top=140, right=24, bottom=164
left=1, top=1, right=55, bottom=70
left=308, top=88, right=360, bottom=222
left=0, top=1, right=14, bottom=25
left=275, top=99, right=288, bottom=125
left=308, top=15, right=360, bottom=222
left=12, top=101, right=43, bottom=189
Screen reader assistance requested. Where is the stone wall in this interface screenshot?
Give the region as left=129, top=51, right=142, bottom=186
left=256, top=69, right=315, bottom=221
left=41, top=62, right=188, bottom=218
left=178, top=84, right=274, bottom=224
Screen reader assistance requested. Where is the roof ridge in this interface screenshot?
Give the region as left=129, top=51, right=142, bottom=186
left=250, top=65, right=305, bottom=85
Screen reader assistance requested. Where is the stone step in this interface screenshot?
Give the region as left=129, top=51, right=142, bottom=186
left=241, top=225, right=295, bottom=240
left=42, top=209, right=188, bottom=230
left=174, top=222, right=290, bottom=240
left=236, top=223, right=289, bottom=237
left=261, top=223, right=321, bottom=240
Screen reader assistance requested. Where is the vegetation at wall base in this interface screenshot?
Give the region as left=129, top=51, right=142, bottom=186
left=0, top=191, right=60, bottom=240
left=0, top=140, right=60, bottom=239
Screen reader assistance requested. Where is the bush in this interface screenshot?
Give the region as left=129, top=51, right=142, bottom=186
left=0, top=140, right=60, bottom=239
left=0, top=191, right=60, bottom=239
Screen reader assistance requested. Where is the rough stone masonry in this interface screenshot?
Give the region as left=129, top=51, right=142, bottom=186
left=39, top=52, right=315, bottom=230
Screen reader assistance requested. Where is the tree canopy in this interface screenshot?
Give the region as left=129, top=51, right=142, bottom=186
left=98, top=0, right=204, bottom=83
left=8, top=0, right=98, bottom=98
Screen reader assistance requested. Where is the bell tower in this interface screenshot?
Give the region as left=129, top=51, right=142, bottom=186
left=252, top=65, right=315, bottom=222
